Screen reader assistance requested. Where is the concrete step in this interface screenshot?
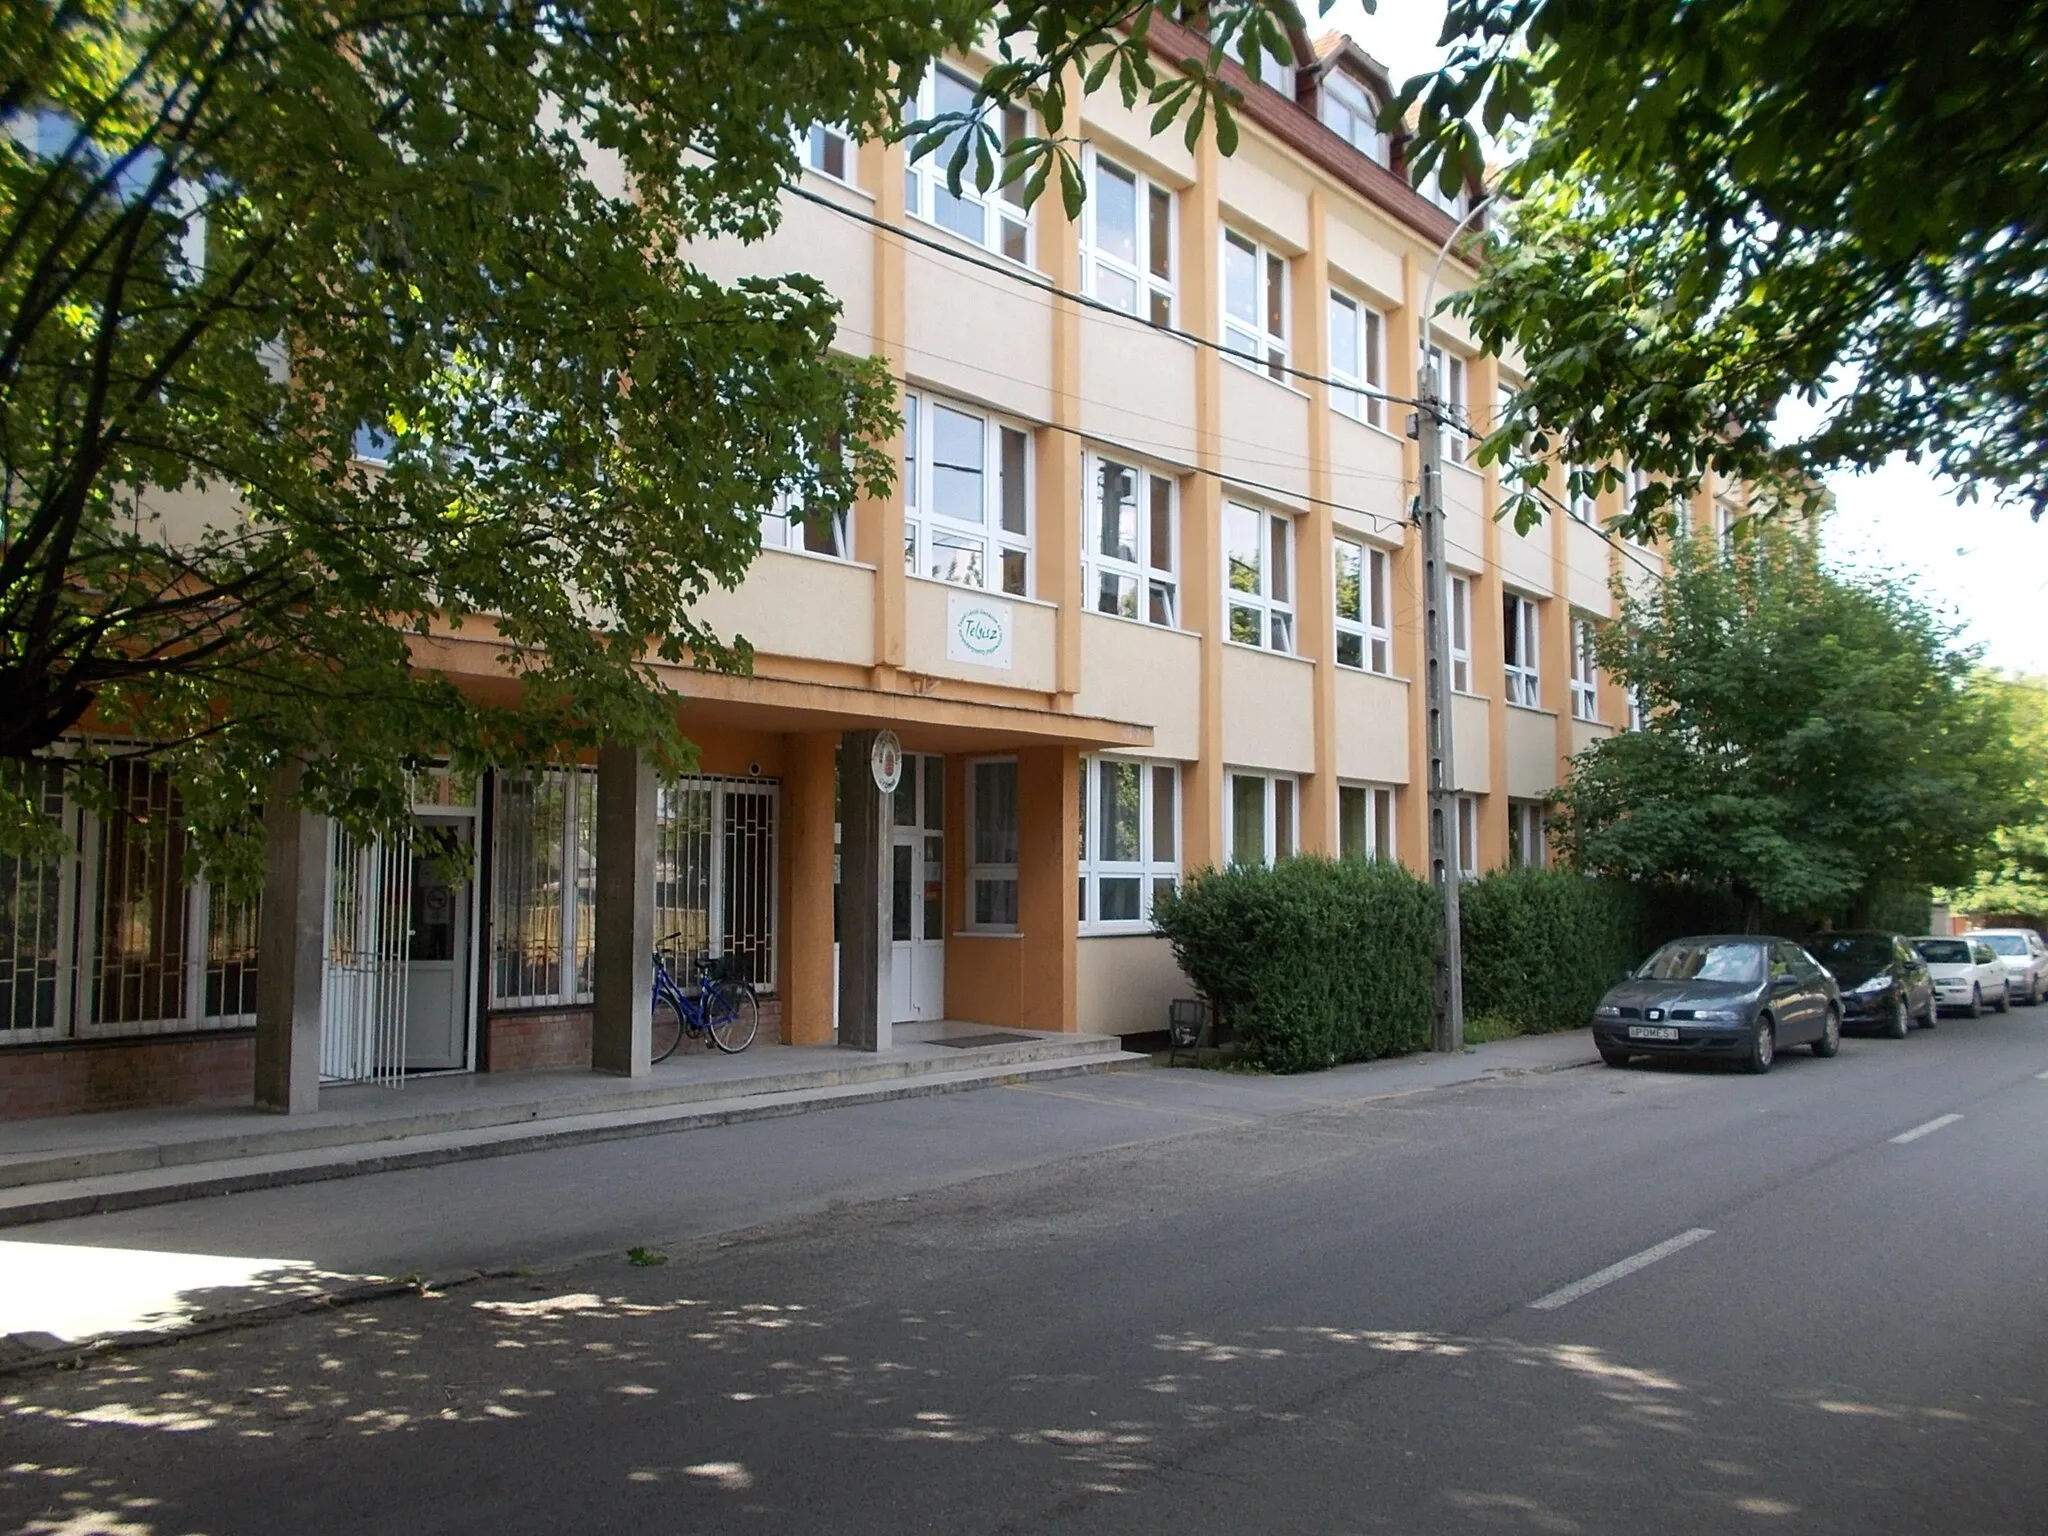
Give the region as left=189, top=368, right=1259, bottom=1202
left=0, top=1047, right=1148, bottom=1228
left=0, top=1031, right=1130, bottom=1192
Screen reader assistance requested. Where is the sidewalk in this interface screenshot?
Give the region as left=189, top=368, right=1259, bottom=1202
left=0, top=1029, right=1596, bottom=1369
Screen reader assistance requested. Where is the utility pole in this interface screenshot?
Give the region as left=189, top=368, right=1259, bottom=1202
left=1410, top=366, right=1465, bottom=1054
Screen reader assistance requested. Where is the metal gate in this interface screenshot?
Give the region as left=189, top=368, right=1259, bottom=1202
left=321, top=822, right=413, bottom=1086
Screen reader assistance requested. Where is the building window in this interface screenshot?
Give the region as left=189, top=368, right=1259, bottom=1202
left=1338, top=783, right=1396, bottom=862
left=1220, top=23, right=1298, bottom=98
left=1082, top=149, right=1174, bottom=326
left=1508, top=799, right=1545, bottom=869
left=968, top=758, right=1020, bottom=929
left=651, top=778, right=781, bottom=992
left=1226, top=771, right=1297, bottom=867
left=1627, top=685, right=1647, bottom=732
left=1417, top=167, right=1469, bottom=221
left=1078, top=757, right=1179, bottom=929
left=804, top=123, right=853, bottom=182
left=761, top=487, right=851, bottom=560
left=1328, top=290, right=1386, bottom=428
left=1424, top=342, right=1469, bottom=463
left=1714, top=497, right=1739, bottom=549
left=1224, top=500, right=1295, bottom=653
left=905, top=66, right=1030, bottom=264
left=1455, top=794, right=1479, bottom=879
left=1566, top=462, right=1598, bottom=524
left=491, top=766, right=598, bottom=1006
left=1319, top=72, right=1388, bottom=164
left=1222, top=228, right=1289, bottom=382
left=1569, top=617, right=1599, bottom=721
left=902, top=389, right=1032, bottom=595
left=1504, top=591, right=1542, bottom=708
left=1084, top=452, right=1177, bottom=626
left=1334, top=537, right=1392, bottom=674
left=1449, top=573, right=1473, bottom=693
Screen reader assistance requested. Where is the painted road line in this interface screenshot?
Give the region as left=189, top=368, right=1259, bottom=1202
left=2035, top=1070, right=2048, bottom=1081
left=1529, top=1228, right=1715, bottom=1311
left=1890, top=1113, right=1963, bottom=1144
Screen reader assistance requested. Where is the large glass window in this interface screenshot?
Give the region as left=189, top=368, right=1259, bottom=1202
left=902, top=388, right=1032, bottom=596
left=1455, top=794, right=1479, bottom=879
left=1078, top=758, right=1180, bottom=929
left=1570, top=617, right=1600, bottom=721
left=1083, top=452, right=1177, bottom=627
left=1328, top=291, right=1386, bottom=428
left=1338, top=783, right=1397, bottom=863
left=1334, top=536, right=1392, bottom=674
left=804, top=122, right=853, bottom=183
left=1082, top=150, right=1175, bottom=327
left=490, top=767, right=595, bottom=1006
left=1222, top=229, right=1289, bottom=381
left=1509, top=799, right=1546, bottom=868
left=1225, top=500, right=1296, bottom=653
left=761, top=485, right=851, bottom=560
left=1226, top=771, right=1296, bottom=867
left=1424, top=342, right=1470, bottom=463
left=905, top=67, right=1030, bottom=263
left=968, top=758, right=1020, bottom=929
left=1449, top=573, right=1473, bottom=693
left=1319, top=72, right=1388, bottom=164
left=1504, top=591, right=1542, bottom=707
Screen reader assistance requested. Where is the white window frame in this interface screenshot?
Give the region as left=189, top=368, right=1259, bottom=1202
left=1714, top=497, right=1739, bottom=549
left=1225, top=770, right=1298, bottom=868
left=1319, top=71, right=1388, bottom=164
left=967, top=757, right=1021, bottom=932
left=1338, top=782, right=1397, bottom=863
left=1081, top=148, right=1176, bottom=327
left=1078, top=757, right=1180, bottom=932
left=1224, top=499, right=1296, bottom=654
left=1455, top=794, right=1479, bottom=879
left=803, top=122, right=854, bottom=183
left=905, top=66, right=1031, bottom=264
left=1083, top=450, right=1178, bottom=627
left=762, top=484, right=852, bottom=560
left=1508, top=799, right=1546, bottom=869
left=1222, top=228, right=1290, bottom=382
left=1221, top=24, right=1298, bottom=99
left=1504, top=591, right=1542, bottom=708
left=1569, top=617, right=1599, bottom=721
left=903, top=389, right=1034, bottom=596
left=1627, top=684, right=1648, bottom=732
left=1424, top=341, right=1470, bottom=464
left=1565, top=462, right=1598, bottom=524
left=1334, top=536, right=1392, bottom=674
left=1449, top=573, right=1473, bottom=694
left=1328, top=289, right=1386, bottom=428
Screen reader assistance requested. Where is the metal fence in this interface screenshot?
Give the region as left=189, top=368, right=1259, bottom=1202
left=321, top=822, right=413, bottom=1085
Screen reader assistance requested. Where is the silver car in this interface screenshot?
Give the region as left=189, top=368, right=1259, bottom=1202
left=1963, top=929, right=2048, bottom=1007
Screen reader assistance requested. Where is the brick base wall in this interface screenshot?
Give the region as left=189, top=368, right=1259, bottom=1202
left=482, top=997, right=783, bottom=1073
left=0, top=1033, right=256, bottom=1120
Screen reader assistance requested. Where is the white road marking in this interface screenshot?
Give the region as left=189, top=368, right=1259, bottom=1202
left=1890, top=1113, right=1963, bottom=1144
left=1529, top=1228, right=1715, bottom=1311
left=2035, top=1070, right=2048, bottom=1081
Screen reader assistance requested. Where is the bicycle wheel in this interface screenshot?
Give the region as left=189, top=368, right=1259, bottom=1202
left=704, top=981, right=760, bottom=1054
left=650, top=990, right=687, bottom=1063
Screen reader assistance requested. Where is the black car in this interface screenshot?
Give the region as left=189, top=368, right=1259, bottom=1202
left=1805, top=930, right=1937, bottom=1037
left=1592, top=935, right=1843, bottom=1074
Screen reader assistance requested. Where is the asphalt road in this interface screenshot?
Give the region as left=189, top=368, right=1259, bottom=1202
left=7, top=1008, right=2048, bottom=1535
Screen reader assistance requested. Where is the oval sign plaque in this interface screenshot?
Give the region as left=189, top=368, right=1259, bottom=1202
left=870, top=730, right=903, bottom=795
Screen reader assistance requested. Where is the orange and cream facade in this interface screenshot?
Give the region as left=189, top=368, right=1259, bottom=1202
left=0, top=28, right=1746, bottom=1118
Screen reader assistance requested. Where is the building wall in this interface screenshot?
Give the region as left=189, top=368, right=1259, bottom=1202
left=1, top=1033, right=255, bottom=1119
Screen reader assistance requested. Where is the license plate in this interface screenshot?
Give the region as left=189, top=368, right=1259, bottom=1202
left=1628, top=1025, right=1680, bottom=1041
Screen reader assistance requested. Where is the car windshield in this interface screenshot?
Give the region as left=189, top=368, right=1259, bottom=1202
left=1915, top=939, right=1970, bottom=964
left=1977, top=935, right=2029, bottom=957
left=1809, top=935, right=1891, bottom=967
left=1637, top=941, right=1763, bottom=984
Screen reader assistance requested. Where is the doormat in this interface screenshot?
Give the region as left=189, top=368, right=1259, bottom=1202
left=932, top=1031, right=1038, bottom=1049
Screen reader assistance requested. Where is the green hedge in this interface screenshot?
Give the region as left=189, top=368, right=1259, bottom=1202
left=1458, top=869, right=1646, bottom=1036
left=1153, top=856, right=1438, bottom=1073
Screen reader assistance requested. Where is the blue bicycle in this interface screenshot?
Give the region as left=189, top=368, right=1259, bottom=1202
left=650, top=936, right=760, bottom=1061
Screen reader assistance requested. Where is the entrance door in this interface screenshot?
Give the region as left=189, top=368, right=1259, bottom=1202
left=889, top=754, right=946, bottom=1023
left=404, top=818, right=474, bottom=1071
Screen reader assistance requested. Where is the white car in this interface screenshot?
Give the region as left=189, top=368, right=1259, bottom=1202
left=1914, top=936, right=2011, bottom=1017
left=1964, top=929, right=2048, bottom=1007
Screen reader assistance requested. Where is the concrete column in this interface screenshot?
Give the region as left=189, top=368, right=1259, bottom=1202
left=1184, top=129, right=1226, bottom=872
left=1299, top=188, right=1339, bottom=855
left=859, top=134, right=908, bottom=678
left=1393, top=251, right=1431, bottom=876
left=780, top=732, right=838, bottom=1046
left=591, top=745, right=655, bottom=1077
left=835, top=730, right=892, bottom=1052
left=254, top=761, right=327, bottom=1114
left=1016, top=745, right=1079, bottom=1033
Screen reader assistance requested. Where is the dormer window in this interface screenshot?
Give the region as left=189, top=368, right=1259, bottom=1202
left=1319, top=72, right=1388, bottom=166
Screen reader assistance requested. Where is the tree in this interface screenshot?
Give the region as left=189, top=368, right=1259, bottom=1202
left=1946, top=677, right=2048, bottom=922
left=1550, top=527, right=2032, bottom=925
left=1393, top=1, right=2048, bottom=535
left=0, top=0, right=1305, bottom=876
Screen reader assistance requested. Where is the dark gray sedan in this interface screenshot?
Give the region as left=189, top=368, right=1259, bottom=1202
left=1592, top=936, right=1843, bottom=1074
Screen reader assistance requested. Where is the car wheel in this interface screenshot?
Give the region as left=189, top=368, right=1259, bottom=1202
left=1919, top=993, right=1938, bottom=1028
left=2028, top=976, right=2042, bottom=1007
left=1598, top=1047, right=1633, bottom=1068
left=1885, top=992, right=1910, bottom=1039
left=1968, top=985, right=1983, bottom=1019
left=1994, top=982, right=2011, bottom=1015
left=1812, top=1007, right=1842, bottom=1057
left=1743, top=1015, right=1776, bottom=1074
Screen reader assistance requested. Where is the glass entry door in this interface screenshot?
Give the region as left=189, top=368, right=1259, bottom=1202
left=889, top=754, right=946, bottom=1023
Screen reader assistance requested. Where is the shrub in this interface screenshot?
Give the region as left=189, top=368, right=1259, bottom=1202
left=1458, top=869, right=1645, bottom=1035
left=1153, top=857, right=1438, bottom=1073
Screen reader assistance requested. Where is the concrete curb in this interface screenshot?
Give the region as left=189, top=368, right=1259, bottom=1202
left=0, top=1053, right=1147, bottom=1230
